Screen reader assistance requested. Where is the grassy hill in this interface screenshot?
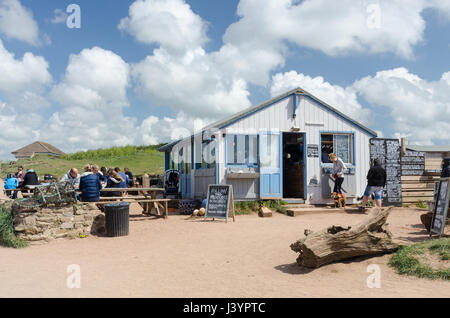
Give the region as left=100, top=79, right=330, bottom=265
left=1, top=144, right=166, bottom=179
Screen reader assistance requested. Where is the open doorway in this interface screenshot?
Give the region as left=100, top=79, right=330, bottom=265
left=282, top=132, right=305, bottom=199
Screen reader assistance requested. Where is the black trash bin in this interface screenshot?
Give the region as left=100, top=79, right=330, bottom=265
left=104, top=202, right=130, bottom=237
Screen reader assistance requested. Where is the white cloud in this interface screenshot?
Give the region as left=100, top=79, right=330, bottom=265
left=270, top=71, right=370, bottom=124
left=50, top=8, right=67, bottom=24
left=224, top=0, right=450, bottom=59
left=118, top=0, right=209, bottom=54
left=353, top=67, right=450, bottom=144
left=51, top=47, right=130, bottom=110
left=0, top=0, right=40, bottom=46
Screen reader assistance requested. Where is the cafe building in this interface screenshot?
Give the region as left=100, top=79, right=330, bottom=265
left=159, top=87, right=377, bottom=205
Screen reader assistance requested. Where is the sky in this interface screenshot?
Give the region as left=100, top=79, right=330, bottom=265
left=0, top=0, right=449, bottom=160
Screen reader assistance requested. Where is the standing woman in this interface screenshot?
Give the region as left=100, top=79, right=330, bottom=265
left=329, top=153, right=347, bottom=195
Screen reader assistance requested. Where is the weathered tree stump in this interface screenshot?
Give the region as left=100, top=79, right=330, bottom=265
left=290, top=207, right=399, bottom=268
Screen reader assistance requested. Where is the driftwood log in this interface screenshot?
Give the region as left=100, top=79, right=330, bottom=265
left=290, top=207, right=399, bottom=268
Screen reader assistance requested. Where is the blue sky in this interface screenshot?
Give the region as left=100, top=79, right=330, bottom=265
left=0, top=0, right=449, bottom=160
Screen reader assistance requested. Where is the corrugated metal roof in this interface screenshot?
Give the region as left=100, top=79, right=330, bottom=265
left=406, top=145, right=450, bottom=153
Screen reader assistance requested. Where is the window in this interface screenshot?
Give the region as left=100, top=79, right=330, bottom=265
left=261, top=134, right=279, bottom=168
left=226, top=134, right=258, bottom=166
left=201, top=139, right=216, bottom=169
left=320, top=133, right=354, bottom=164
left=178, top=147, right=184, bottom=173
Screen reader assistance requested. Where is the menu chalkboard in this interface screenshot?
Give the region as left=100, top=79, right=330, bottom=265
left=401, top=151, right=425, bottom=176
left=370, top=138, right=402, bottom=205
left=205, top=184, right=235, bottom=222
left=430, top=178, right=450, bottom=235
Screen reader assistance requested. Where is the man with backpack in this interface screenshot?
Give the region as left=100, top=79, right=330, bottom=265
left=359, top=158, right=387, bottom=212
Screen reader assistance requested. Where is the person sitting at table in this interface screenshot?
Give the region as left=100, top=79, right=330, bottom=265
left=79, top=164, right=102, bottom=202
left=61, top=168, right=80, bottom=188
left=124, top=167, right=134, bottom=187
left=114, top=167, right=128, bottom=189
left=22, top=169, right=39, bottom=192
left=4, top=173, right=18, bottom=199
left=14, top=166, right=25, bottom=187
left=92, top=164, right=107, bottom=185
left=103, top=169, right=123, bottom=197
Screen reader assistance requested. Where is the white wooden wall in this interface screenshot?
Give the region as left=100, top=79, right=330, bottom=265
left=217, top=95, right=373, bottom=204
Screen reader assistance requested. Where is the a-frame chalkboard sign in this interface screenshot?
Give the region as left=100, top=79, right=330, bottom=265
left=430, top=178, right=450, bottom=236
left=205, top=184, right=235, bottom=223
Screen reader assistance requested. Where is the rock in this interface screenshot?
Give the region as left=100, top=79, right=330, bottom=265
left=193, top=209, right=199, bottom=216
left=60, top=222, right=74, bottom=229
left=258, top=206, right=272, bottom=217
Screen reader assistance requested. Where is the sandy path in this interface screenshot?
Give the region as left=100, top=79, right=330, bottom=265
left=0, top=206, right=448, bottom=298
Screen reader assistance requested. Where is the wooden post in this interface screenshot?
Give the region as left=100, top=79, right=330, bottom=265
left=401, top=137, right=406, bottom=157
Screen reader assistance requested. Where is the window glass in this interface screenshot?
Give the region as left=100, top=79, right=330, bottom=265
left=236, top=135, right=246, bottom=164
left=320, top=133, right=353, bottom=164
left=226, top=134, right=259, bottom=166
left=261, top=134, right=279, bottom=168
left=248, top=135, right=258, bottom=165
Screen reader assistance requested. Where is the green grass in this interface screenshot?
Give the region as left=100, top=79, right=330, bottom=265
left=416, top=200, right=428, bottom=209
left=234, top=201, right=259, bottom=215
left=1, top=144, right=166, bottom=179
left=262, top=200, right=287, bottom=215
left=388, top=238, right=450, bottom=280
left=0, top=204, right=28, bottom=249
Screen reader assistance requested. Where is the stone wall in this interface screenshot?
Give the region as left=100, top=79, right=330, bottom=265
left=13, top=203, right=105, bottom=244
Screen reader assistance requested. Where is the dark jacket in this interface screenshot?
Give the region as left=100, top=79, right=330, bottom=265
left=104, top=177, right=122, bottom=197
left=79, top=172, right=101, bottom=202
left=367, top=164, right=387, bottom=187
left=22, top=171, right=39, bottom=188
left=118, top=172, right=128, bottom=188
left=441, top=158, right=450, bottom=178
left=125, top=171, right=134, bottom=187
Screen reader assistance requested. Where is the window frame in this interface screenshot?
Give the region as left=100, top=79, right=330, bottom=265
left=319, top=131, right=356, bottom=167
left=225, top=134, right=259, bottom=168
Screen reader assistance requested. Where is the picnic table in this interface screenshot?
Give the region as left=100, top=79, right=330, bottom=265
left=95, top=187, right=170, bottom=218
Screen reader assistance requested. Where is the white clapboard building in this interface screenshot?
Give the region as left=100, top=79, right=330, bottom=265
left=159, top=87, right=377, bottom=204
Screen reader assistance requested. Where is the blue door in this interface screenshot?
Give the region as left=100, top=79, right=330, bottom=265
left=259, top=132, right=283, bottom=199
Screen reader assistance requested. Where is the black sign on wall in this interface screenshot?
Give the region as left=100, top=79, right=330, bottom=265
left=370, top=138, right=402, bottom=206
left=307, top=144, right=319, bottom=158
left=205, top=184, right=235, bottom=222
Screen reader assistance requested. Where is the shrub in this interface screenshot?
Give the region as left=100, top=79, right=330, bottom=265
left=0, top=204, right=28, bottom=249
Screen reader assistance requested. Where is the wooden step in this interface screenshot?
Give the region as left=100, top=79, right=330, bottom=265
left=287, top=208, right=346, bottom=217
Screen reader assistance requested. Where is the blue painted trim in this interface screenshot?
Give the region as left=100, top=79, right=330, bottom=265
left=164, top=152, right=170, bottom=171
left=319, top=131, right=356, bottom=169
left=293, top=94, right=298, bottom=117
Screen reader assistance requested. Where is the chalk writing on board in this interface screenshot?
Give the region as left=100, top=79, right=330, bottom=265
left=370, top=138, right=402, bottom=206
left=431, top=179, right=449, bottom=235
left=205, top=185, right=234, bottom=222
left=307, top=144, right=319, bottom=158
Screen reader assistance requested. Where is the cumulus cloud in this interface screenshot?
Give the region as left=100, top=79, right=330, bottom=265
left=270, top=71, right=370, bottom=124
left=0, top=0, right=40, bottom=45
left=225, top=0, right=450, bottom=59
left=50, top=8, right=67, bottom=24
left=118, top=0, right=209, bottom=54
left=353, top=67, right=450, bottom=144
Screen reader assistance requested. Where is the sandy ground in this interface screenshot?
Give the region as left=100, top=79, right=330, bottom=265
left=0, top=202, right=449, bottom=298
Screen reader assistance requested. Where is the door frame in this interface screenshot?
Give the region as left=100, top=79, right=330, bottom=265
left=259, top=131, right=283, bottom=199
